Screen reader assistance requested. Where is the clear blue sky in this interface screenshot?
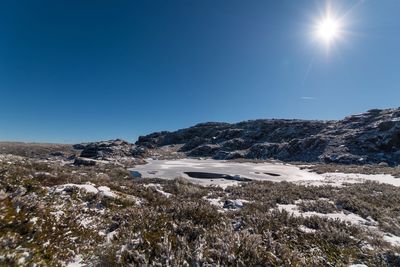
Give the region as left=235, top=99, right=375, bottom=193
left=1, top=0, right=399, bottom=143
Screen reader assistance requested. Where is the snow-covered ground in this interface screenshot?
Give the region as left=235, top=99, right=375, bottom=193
left=129, top=159, right=400, bottom=187
left=55, top=183, right=118, bottom=198
left=277, top=200, right=400, bottom=248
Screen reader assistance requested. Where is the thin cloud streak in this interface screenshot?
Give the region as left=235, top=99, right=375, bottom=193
left=300, top=96, right=317, bottom=100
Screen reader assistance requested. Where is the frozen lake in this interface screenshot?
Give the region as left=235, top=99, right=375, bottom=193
left=129, top=158, right=400, bottom=187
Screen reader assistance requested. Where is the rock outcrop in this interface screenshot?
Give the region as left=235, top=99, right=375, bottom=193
left=73, top=139, right=137, bottom=160
left=136, top=108, right=400, bottom=166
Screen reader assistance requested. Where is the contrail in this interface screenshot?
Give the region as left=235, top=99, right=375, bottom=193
left=302, top=54, right=315, bottom=85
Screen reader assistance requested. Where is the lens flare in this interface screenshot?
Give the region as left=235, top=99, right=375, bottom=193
left=317, top=16, right=341, bottom=43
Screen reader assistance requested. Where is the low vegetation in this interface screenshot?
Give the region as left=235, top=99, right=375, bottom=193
left=1, top=154, right=400, bottom=266
left=303, top=162, right=400, bottom=178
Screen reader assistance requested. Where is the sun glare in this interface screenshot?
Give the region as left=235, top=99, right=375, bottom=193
left=317, top=16, right=340, bottom=43
left=311, top=2, right=348, bottom=49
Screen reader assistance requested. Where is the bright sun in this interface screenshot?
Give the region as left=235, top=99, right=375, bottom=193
left=310, top=3, right=354, bottom=51
left=313, top=10, right=345, bottom=48
left=317, top=17, right=340, bottom=43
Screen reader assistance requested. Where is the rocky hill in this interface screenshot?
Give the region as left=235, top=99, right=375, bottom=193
left=136, top=108, right=400, bottom=166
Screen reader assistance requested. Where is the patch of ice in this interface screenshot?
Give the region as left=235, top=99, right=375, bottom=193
left=51, top=211, right=64, bottom=221
left=98, top=186, right=117, bottom=198
left=143, top=184, right=172, bottom=198
left=383, top=233, right=400, bottom=247
left=299, top=225, right=316, bottom=234
left=391, top=117, right=400, bottom=122
left=64, top=230, right=72, bottom=236
left=66, top=255, right=85, bottom=267
left=204, top=197, right=251, bottom=211
left=17, top=252, right=30, bottom=265
left=296, top=172, right=400, bottom=187
left=98, top=229, right=119, bottom=242
left=56, top=183, right=98, bottom=194
left=276, top=204, right=372, bottom=226
left=106, top=230, right=118, bottom=243
left=223, top=199, right=244, bottom=209
left=80, top=217, right=93, bottom=228
left=122, top=194, right=142, bottom=205
left=325, top=172, right=400, bottom=187
left=55, top=183, right=119, bottom=198
left=30, top=217, right=39, bottom=224
left=204, top=197, right=223, bottom=208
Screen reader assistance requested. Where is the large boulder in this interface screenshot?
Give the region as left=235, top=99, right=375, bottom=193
left=74, top=157, right=97, bottom=166
left=188, top=144, right=221, bottom=157
left=74, top=139, right=137, bottom=160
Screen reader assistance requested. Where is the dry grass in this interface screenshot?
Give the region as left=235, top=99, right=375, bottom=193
left=0, top=155, right=399, bottom=266
left=0, top=142, right=77, bottom=159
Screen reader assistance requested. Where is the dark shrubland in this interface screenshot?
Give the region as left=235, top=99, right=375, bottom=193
left=0, top=155, right=399, bottom=266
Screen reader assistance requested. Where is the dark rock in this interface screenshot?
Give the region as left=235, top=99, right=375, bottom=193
left=221, top=138, right=252, bottom=151
left=49, top=151, right=65, bottom=157
left=223, top=200, right=244, bottom=209
left=225, top=151, right=246, bottom=160
left=67, top=154, right=77, bottom=161
left=213, top=151, right=245, bottom=160
left=215, top=129, right=244, bottom=141
left=136, top=123, right=230, bottom=148
left=247, top=143, right=282, bottom=159
left=378, top=121, right=396, bottom=131
left=74, top=139, right=138, bottom=160
left=188, top=145, right=221, bottom=157
left=135, top=107, right=400, bottom=165
left=179, top=137, right=209, bottom=152
left=130, top=146, right=148, bottom=157
left=212, top=150, right=230, bottom=160
left=136, top=132, right=169, bottom=148
left=72, top=143, right=86, bottom=150
left=378, top=162, right=389, bottom=167
left=74, top=157, right=97, bottom=166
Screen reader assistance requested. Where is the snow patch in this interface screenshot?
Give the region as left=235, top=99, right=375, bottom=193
left=51, top=211, right=65, bottom=221
left=55, top=183, right=118, bottom=198
left=30, top=217, right=39, bottom=224
left=80, top=217, right=93, bottom=228
left=203, top=197, right=224, bottom=209
left=65, top=255, right=85, bottom=267
left=98, top=186, right=117, bottom=198
left=143, top=184, right=172, bottom=198
left=383, top=233, right=400, bottom=247
left=106, top=230, right=118, bottom=243
left=56, top=183, right=98, bottom=194
left=17, top=252, right=30, bottom=265
left=276, top=203, right=373, bottom=226
left=299, top=225, right=316, bottom=234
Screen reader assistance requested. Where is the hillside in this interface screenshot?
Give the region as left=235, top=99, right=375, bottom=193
left=136, top=108, right=400, bottom=166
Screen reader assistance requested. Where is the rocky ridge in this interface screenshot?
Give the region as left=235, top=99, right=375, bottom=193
left=135, top=108, right=400, bottom=166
